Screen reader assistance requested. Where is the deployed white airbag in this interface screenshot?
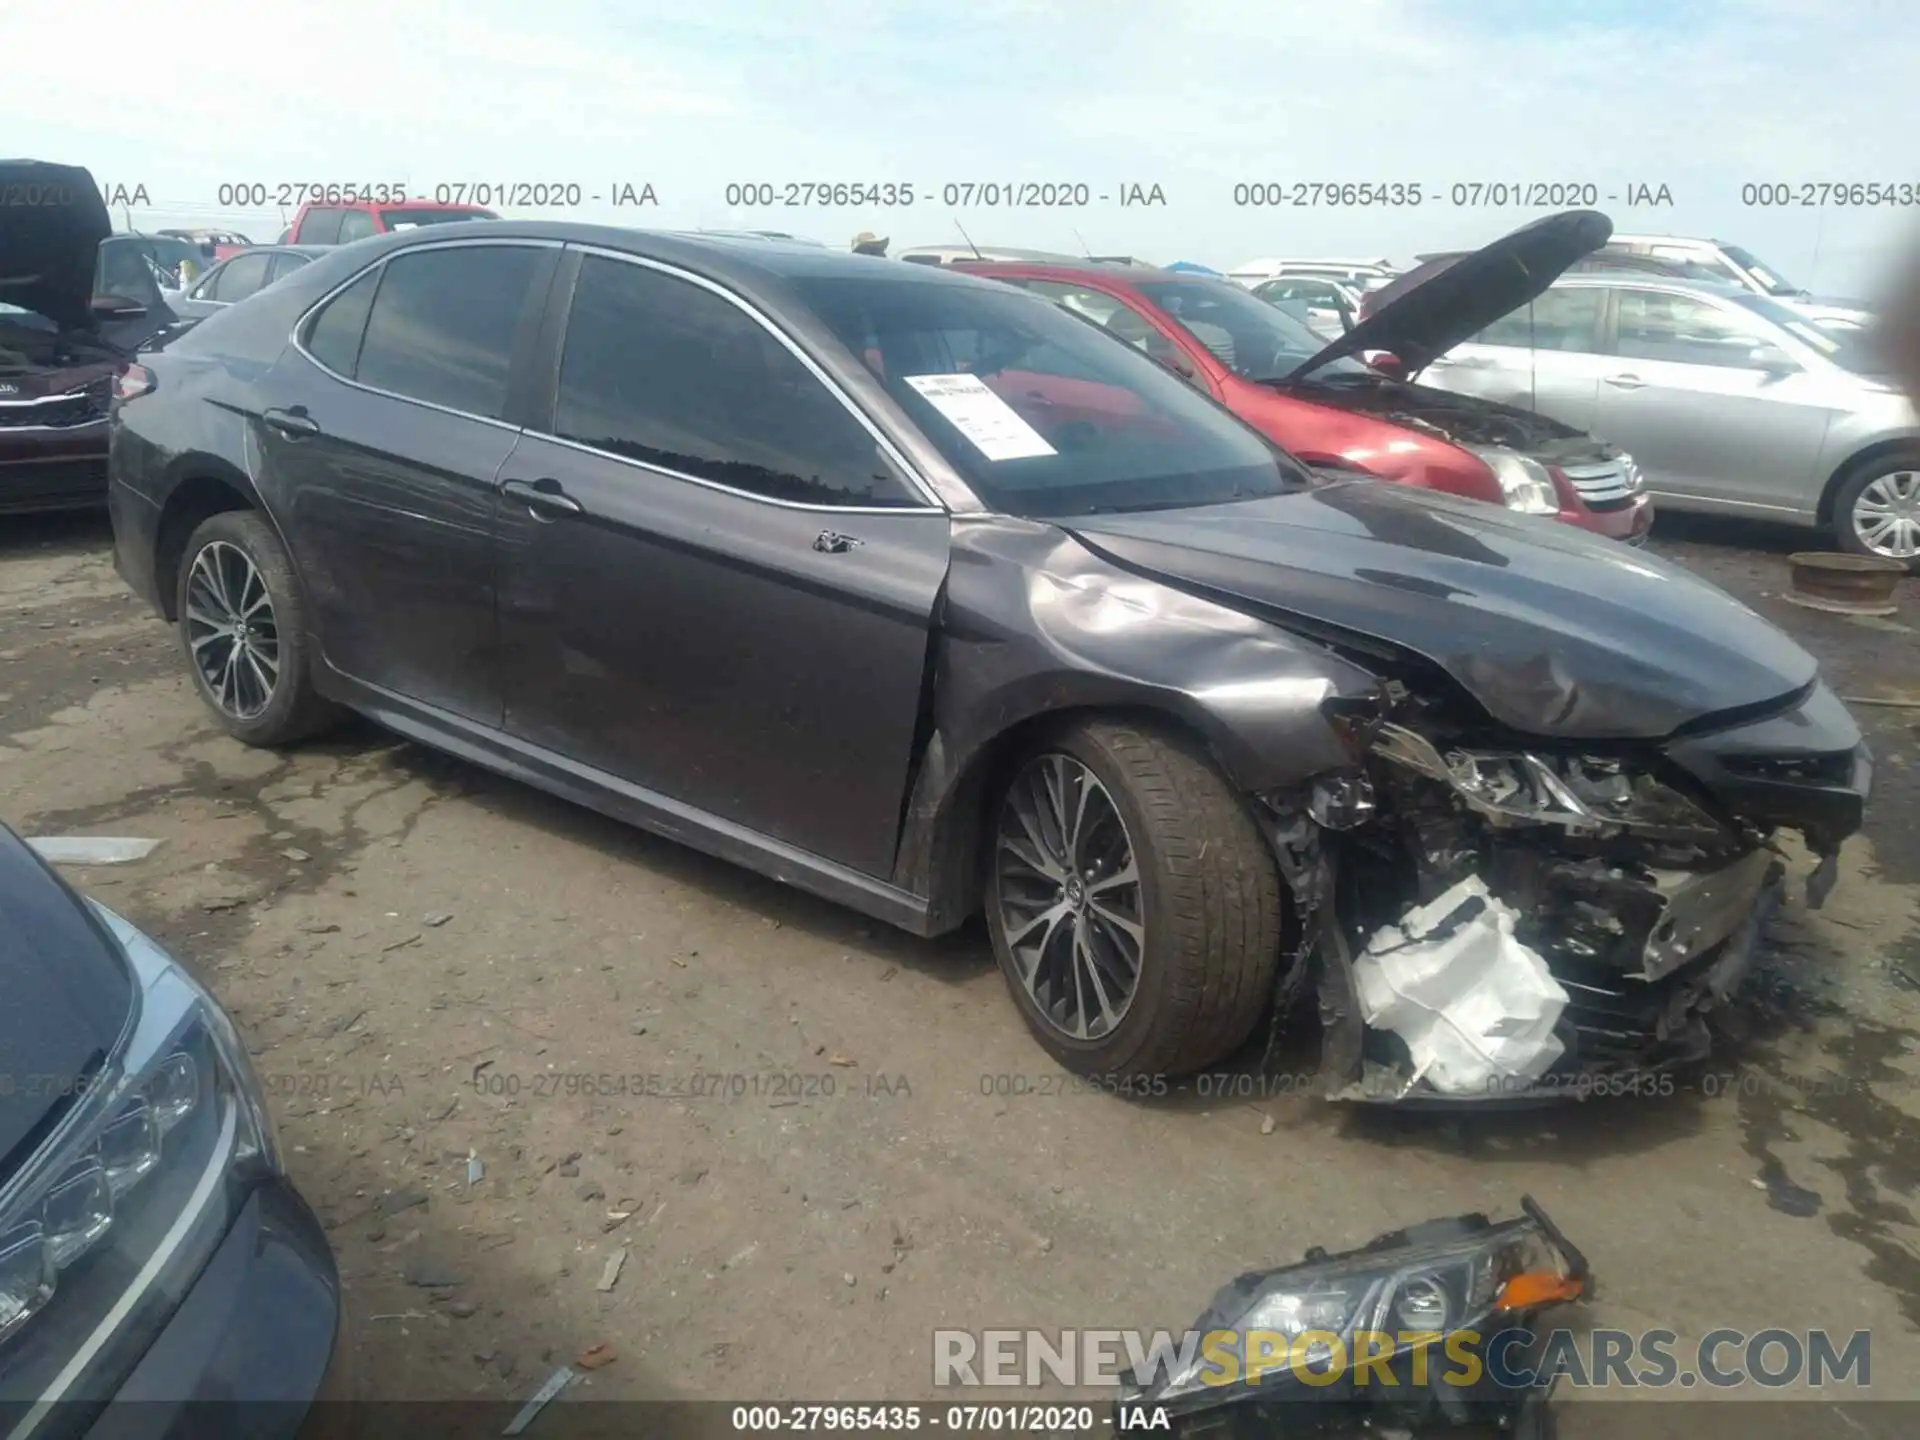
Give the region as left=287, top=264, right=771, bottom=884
left=1352, top=876, right=1569, bottom=1095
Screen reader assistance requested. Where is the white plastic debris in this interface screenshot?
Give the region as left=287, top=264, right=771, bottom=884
left=1352, top=876, right=1569, bottom=1096
left=25, top=836, right=163, bottom=865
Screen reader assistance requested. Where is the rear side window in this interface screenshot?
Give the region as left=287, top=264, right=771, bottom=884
left=337, top=209, right=377, bottom=243
left=297, top=208, right=345, bottom=244
left=211, top=252, right=273, bottom=303
left=265, top=251, right=312, bottom=284
left=1469, top=287, right=1605, bottom=352
left=352, top=246, right=543, bottom=417
left=549, top=255, right=915, bottom=507
left=302, top=267, right=382, bottom=378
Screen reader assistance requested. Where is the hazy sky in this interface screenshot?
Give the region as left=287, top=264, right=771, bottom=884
left=10, top=0, right=1919, bottom=293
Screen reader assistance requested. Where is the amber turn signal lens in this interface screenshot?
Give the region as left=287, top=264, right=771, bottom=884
left=1494, top=1271, right=1584, bottom=1311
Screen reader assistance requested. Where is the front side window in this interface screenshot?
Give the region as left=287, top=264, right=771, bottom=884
left=353, top=245, right=542, bottom=416
left=550, top=255, right=916, bottom=507
left=265, top=252, right=312, bottom=284
left=1134, top=278, right=1367, bottom=380
left=794, top=272, right=1306, bottom=517
left=336, top=210, right=377, bottom=243
left=1613, top=289, right=1780, bottom=368
left=1468, top=286, right=1606, bottom=352
left=1020, top=280, right=1192, bottom=372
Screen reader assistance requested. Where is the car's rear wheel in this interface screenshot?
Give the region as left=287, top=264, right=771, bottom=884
left=1833, top=455, right=1920, bottom=567
left=176, top=510, right=341, bottom=746
left=984, top=719, right=1283, bottom=1078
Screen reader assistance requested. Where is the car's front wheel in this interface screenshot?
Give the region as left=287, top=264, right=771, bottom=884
left=984, top=719, right=1283, bottom=1078
left=1834, top=454, right=1920, bottom=567
left=175, top=510, right=341, bottom=746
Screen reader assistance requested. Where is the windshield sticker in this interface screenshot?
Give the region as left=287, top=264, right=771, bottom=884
left=903, top=373, right=1057, bottom=461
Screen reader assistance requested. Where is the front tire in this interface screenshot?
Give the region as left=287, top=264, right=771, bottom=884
left=1832, top=454, right=1920, bottom=567
left=984, top=719, right=1283, bottom=1078
left=175, top=510, right=341, bottom=746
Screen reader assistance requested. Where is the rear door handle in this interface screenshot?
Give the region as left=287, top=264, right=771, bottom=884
left=1603, top=373, right=1646, bottom=390
left=501, top=477, right=584, bottom=519
left=262, top=406, right=319, bottom=438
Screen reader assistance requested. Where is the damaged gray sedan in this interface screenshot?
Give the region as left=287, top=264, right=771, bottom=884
left=107, top=227, right=1870, bottom=1095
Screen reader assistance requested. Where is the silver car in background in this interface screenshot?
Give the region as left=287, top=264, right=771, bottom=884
left=1247, top=274, right=1367, bottom=339
left=1603, top=235, right=1873, bottom=331
left=162, top=245, right=329, bottom=320
left=1422, top=273, right=1920, bottom=561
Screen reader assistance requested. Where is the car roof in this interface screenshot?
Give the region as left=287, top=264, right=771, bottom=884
left=335, top=220, right=1020, bottom=294
left=209, top=244, right=331, bottom=260
left=1551, top=272, right=1752, bottom=299
left=1607, top=235, right=1729, bottom=248
left=949, top=258, right=1186, bottom=287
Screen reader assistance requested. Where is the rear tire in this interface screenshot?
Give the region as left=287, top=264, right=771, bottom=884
left=175, top=510, right=342, bottom=746
left=984, top=718, right=1283, bottom=1078
left=1831, top=453, right=1920, bottom=568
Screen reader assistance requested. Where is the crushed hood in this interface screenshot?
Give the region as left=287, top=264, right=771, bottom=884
left=1064, top=480, right=1817, bottom=740
left=1288, top=209, right=1612, bottom=380
left=0, top=161, right=112, bottom=333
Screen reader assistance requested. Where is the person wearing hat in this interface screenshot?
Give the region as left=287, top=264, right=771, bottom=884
left=851, top=231, right=889, bottom=257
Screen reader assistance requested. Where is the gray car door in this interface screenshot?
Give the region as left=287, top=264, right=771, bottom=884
left=492, top=250, right=950, bottom=880
left=1421, top=284, right=1610, bottom=430
left=1591, top=287, right=1833, bottom=513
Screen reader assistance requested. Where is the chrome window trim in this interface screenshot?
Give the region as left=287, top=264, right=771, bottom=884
left=560, top=244, right=946, bottom=514
left=287, top=236, right=565, bottom=435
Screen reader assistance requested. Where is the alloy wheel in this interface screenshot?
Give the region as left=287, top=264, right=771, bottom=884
left=1852, top=470, right=1920, bottom=559
left=993, top=754, right=1146, bottom=1041
left=184, top=541, right=280, bottom=720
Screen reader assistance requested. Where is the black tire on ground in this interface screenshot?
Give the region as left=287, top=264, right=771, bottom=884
left=1830, top=451, right=1920, bottom=569
left=984, top=717, right=1284, bottom=1079
left=174, top=509, right=343, bottom=746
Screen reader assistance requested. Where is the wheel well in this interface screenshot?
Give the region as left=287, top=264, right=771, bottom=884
left=1817, top=440, right=1920, bottom=525
left=923, top=704, right=1224, bottom=932
left=153, top=476, right=257, bottom=620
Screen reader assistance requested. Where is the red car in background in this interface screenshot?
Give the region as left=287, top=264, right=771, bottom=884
left=958, top=210, right=1653, bottom=542
left=280, top=199, right=498, bottom=245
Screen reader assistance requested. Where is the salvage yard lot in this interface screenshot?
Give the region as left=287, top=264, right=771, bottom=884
left=4, top=512, right=1920, bottom=1430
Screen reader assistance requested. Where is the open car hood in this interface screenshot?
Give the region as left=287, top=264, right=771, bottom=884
left=1064, top=480, right=1817, bottom=741
left=0, top=160, right=111, bottom=333
left=1287, top=210, right=1613, bottom=380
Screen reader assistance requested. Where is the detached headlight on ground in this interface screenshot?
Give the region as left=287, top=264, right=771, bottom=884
left=1468, top=447, right=1559, bottom=515
left=0, top=903, right=278, bottom=1414
left=1122, top=1197, right=1589, bottom=1425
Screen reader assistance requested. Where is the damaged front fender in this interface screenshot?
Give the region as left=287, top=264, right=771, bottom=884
left=891, top=516, right=1382, bottom=931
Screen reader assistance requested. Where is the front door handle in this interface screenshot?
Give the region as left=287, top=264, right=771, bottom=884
left=262, top=406, right=320, bottom=438
left=502, top=477, right=583, bottom=519
left=813, top=530, right=864, bottom=554
left=1603, top=373, right=1646, bottom=390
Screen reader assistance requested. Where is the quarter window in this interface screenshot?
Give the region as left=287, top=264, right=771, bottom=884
left=297, top=208, right=346, bottom=245
left=353, top=246, right=543, bottom=417
left=302, top=267, right=381, bottom=378
left=549, top=255, right=917, bottom=507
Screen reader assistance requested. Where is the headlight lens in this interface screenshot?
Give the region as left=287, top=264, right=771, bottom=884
left=0, top=902, right=276, bottom=1408
left=1144, top=1215, right=1580, bottom=1407
left=1375, top=724, right=1724, bottom=839
left=1469, top=446, right=1560, bottom=515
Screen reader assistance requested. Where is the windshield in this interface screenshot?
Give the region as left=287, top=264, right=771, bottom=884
left=1132, top=278, right=1368, bottom=381
left=378, top=207, right=499, bottom=229
left=1722, top=244, right=1803, bottom=297
left=1730, top=294, right=1881, bottom=373
left=792, top=274, right=1309, bottom=517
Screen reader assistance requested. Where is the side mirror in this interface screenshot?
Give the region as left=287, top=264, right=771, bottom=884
left=1367, top=350, right=1408, bottom=380
left=92, top=295, right=148, bottom=319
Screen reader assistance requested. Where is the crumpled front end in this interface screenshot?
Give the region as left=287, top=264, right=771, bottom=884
left=1266, top=678, right=1869, bottom=1104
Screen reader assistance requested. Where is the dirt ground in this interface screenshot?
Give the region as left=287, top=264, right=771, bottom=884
left=3, top=509, right=1919, bottom=1434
